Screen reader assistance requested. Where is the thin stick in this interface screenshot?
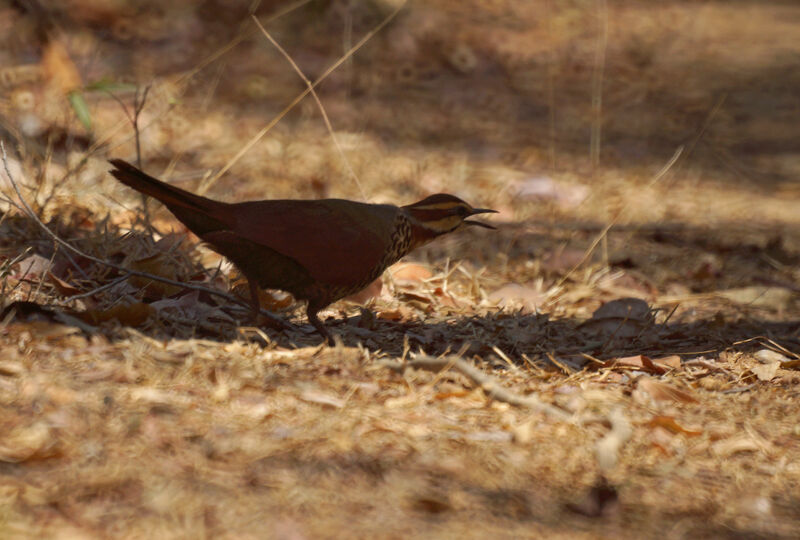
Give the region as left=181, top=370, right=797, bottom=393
left=198, top=1, right=406, bottom=195
left=132, top=85, right=151, bottom=169
left=380, top=355, right=572, bottom=421
left=545, top=0, right=557, bottom=171
left=671, top=93, right=727, bottom=181
left=554, top=145, right=683, bottom=289
left=251, top=16, right=367, bottom=200
left=67, top=275, right=129, bottom=301
left=590, top=0, right=608, bottom=176
left=176, top=0, right=313, bottom=87
left=108, top=85, right=154, bottom=227
left=1, top=141, right=288, bottom=328
left=47, top=1, right=313, bottom=195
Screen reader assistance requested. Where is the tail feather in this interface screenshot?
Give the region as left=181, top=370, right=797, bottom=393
left=108, top=159, right=229, bottom=234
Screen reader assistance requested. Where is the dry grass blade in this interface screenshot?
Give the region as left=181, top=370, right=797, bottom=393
left=554, top=145, right=683, bottom=289
left=199, top=0, right=407, bottom=194
left=251, top=16, right=366, bottom=200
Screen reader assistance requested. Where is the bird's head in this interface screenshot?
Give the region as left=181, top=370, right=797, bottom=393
left=402, top=194, right=497, bottom=245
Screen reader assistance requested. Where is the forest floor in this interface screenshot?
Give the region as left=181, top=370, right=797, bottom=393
left=1, top=1, right=799, bottom=538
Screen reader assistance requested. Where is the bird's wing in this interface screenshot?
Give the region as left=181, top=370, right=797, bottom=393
left=224, top=199, right=397, bottom=287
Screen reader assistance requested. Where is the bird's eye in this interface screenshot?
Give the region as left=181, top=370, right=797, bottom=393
left=457, top=205, right=470, bottom=216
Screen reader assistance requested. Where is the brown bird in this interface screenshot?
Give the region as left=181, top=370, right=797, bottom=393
left=108, top=159, right=496, bottom=342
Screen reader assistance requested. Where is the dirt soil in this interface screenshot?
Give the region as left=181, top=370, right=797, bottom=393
left=1, top=1, right=799, bottom=538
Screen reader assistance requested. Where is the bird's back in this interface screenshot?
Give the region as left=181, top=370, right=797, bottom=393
left=214, top=198, right=405, bottom=293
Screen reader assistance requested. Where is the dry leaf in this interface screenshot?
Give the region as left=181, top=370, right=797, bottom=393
left=14, top=254, right=52, bottom=280
left=754, top=349, right=789, bottom=364
left=750, top=362, right=780, bottom=382
left=390, top=262, right=433, bottom=282
left=652, top=355, right=682, bottom=371
left=47, top=271, right=82, bottom=297
left=376, top=306, right=413, bottom=321
left=344, top=278, right=382, bottom=304
left=638, top=378, right=699, bottom=403
left=647, top=416, right=703, bottom=436
left=232, top=280, right=294, bottom=310
left=127, top=254, right=182, bottom=297
left=603, top=355, right=665, bottom=375
left=79, top=302, right=155, bottom=326
left=432, top=286, right=460, bottom=308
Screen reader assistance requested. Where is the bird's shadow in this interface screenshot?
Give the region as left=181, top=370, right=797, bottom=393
left=3, top=211, right=799, bottom=367
left=299, top=309, right=800, bottom=368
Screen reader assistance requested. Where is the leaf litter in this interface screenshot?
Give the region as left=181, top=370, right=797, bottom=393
left=0, top=1, right=799, bottom=538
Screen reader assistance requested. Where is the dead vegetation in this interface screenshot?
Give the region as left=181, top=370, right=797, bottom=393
left=1, top=1, right=799, bottom=538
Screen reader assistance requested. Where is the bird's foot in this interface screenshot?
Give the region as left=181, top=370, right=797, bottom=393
left=307, top=310, right=336, bottom=346
left=253, top=309, right=291, bottom=331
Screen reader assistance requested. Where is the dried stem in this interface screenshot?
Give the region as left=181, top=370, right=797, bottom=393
left=199, top=0, right=407, bottom=195
left=379, top=355, right=572, bottom=420
left=251, top=16, right=366, bottom=200
left=0, top=140, right=288, bottom=329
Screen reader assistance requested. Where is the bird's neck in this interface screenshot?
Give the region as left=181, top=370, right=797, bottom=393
left=407, top=220, right=440, bottom=250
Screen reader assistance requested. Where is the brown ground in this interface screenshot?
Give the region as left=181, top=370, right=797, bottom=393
left=1, top=1, right=799, bottom=538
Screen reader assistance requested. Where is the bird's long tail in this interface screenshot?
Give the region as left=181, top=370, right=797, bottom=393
left=108, top=159, right=228, bottom=234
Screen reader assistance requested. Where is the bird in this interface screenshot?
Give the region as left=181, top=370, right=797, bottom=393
left=108, top=159, right=496, bottom=342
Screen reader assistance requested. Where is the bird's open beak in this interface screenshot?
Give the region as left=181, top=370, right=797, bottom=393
left=464, top=208, right=498, bottom=229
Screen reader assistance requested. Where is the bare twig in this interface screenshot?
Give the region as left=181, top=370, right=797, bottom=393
left=199, top=0, right=407, bottom=195
left=67, top=275, right=130, bottom=301
left=251, top=16, right=366, bottom=200
left=1, top=140, right=289, bottom=329
left=108, top=84, right=154, bottom=228
left=590, top=0, right=608, bottom=176
left=176, top=0, right=313, bottom=87
left=108, top=85, right=151, bottom=168
left=554, top=145, right=683, bottom=289
left=379, top=355, right=572, bottom=420
left=47, top=1, right=314, bottom=198
left=544, top=0, right=557, bottom=171
left=132, top=86, right=151, bottom=169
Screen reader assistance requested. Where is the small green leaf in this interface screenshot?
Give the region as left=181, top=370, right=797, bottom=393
left=85, top=78, right=138, bottom=93
left=68, top=90, right=92, bottom=131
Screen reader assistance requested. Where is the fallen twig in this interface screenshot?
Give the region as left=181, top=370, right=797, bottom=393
left=379, top=355, right=571, bottom=420
left=0, top=141, right=289, bottom=329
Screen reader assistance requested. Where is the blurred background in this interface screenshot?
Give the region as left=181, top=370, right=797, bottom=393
left=2, top=0, right=798, bottom=224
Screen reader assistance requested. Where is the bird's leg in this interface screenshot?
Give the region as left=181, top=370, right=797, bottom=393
left=246, top=278, right=289, bottom=331
left=248, top=279, right=261, bottom=319
left=306, top=302, right=334, bottom=346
